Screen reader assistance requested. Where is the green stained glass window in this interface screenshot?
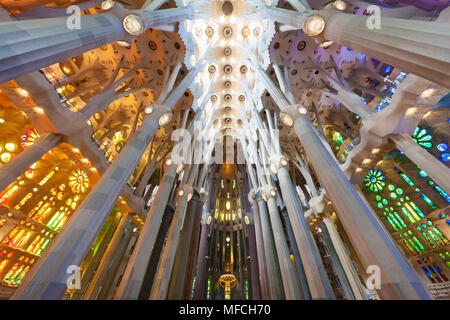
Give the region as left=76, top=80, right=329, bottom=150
left=364, top=169, right=386, bottom=192
left=412, top=127, right=433, bottom=149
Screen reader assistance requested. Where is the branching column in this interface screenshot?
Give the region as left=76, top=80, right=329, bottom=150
left=168, top=189, right=202, bottom=299
left=255, top=191, right=285, bottom=299
left=391, top=133, right=450, bottom=195
left=261, top=185, right=302, bottom=300
left=249, top=192, right=270, bottom=299
left=0, top=12, right=126, bottom=83
left=115, top=162, right=177, bottom=299
left=149, top=183, right=194, bottom=299
left=12, top=107, right=167, bottom=300
left=281, top=105, right=431, bottom=299
left=279, top=206, right=311, bottom=300
left=82, top=213, right=131, bottom=300
left=275, top=162, right=334, bottom=300
left=322, top=213, right=368, bottom=300
left=0, top=133, right=62, bottom=192
left=318, top=9, right=450, bottom=88
left=193, top=173, right=216, bottom=300
left=0, top=6, right=199, bottom=83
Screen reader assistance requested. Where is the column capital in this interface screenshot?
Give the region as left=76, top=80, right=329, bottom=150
left=198, top=186, right=208, bottom=203
left=308, top=189, right=327, bottom=215
left=269, top=154, right=289, bottom=174
left=261, top=184, right=277, bottom=202
left=279, top=104, right=308, bottom=127
left=248, top=188, right=257, bottom=203
left=177, top=184, right=194, bottom=202
left=163, top=158, right=177, bottom=172
left=143, top=104, right=172, bottom=126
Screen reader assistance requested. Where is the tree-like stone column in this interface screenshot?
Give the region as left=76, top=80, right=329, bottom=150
left=168, top=189, right=202, bottom=299
left=255, top=191, right=285, bottom=300
left=391, top=133, right=450, bottom=195
left=280, top=105, right=431, bottom=299
left=12, top=106, right=170, bottom=300
left=274, top=159, right=335, bottom=300
left=249, top=191, right=270, bottom=299
left=193, top=173, right=216, bottom=300
left=279, top=206, right=311, bottom=300
left=322, top=213, right=369, bottom=300
left=82, top=213, right=131, bottom=300
left=317, top=9, right=450, bottom=88
left=0, top=133, right=62, bottom=192
left=0, top=5, right=200, bottom=83
left=115, top=162, right=177, bottom=299
left=263, top=7, right=450, bottom=87
left=149, top=183, right=194, bottom=299
left=261, top=185, right=303, bottom=300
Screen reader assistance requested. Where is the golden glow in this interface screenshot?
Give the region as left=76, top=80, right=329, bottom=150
left=5, top=142, right=16, bottom=152
left=16, top=88, right=29, bottom=97
left=421, top=88, right=434, bottom=98
left=38, top=170, right=55, bottom=186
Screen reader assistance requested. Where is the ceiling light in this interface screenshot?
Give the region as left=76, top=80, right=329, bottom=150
left=297, top=106, right=307, bottom=114
left=159, top=112, right=172, bottom=126
left=333, top=0, right=347, bottom=10
left=101, top=0, right=114, bottom=10
left=123, top=14, right=145, bottom=36
left=302, top=15, right=325, bottom=37
left=280, top=113, right=294, bottom=127
left=145, top=105, right=154, bottom=114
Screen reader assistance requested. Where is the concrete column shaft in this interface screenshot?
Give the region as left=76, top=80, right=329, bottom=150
left=0, top=12, right=126, bottom=83
left=149, top=193, right=190, bottom=299
left=83, top=213, right=131, bottom=300
left=115, top=164, right=177, bottom=299
left=251, top=198, right=270, bottom=299
left=256, top=197, right=285, bottom=299
left=322, top=216, right=368, bottom=300
left=321, top=10, right=450, bottom=88
left=13, top=113, right=160, bottom=300
left=294, top=115, right=430, bottom=300
left=391, top=133, right=450, bottom=195
left=277, top=167, right=334, bottom=300
left=266, top=197, right=301, bottom=299
left=0, top=132, right=62, bottom=192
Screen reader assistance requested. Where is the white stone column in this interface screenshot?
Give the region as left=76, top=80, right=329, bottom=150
left=0, top=133, right=62, bottom=192
left=149, top=183, right=194, bottom=299
left=114, top=162, right=177, bottom=299
left=12, top=106, right=170, bottom=300
left=0, top=6, right=199, bottom=83
left=256, top=191, right=285, bottom=299
left=276, top=163, right=335, bottom=300
left=279, top=105, right=431, bottom=299
left=262, top=185, right=302, bottom=300
left=266, top=8, right=450, bottom=87
left=82, top=212, right=131, bottom=300
left=249, top=191, right=270, bottom=299
left=391, top=133, right=450, bottom=195
left=318, top=10, right=450, bottom=88
left=168, top=189, right=202, bottom=299
left=322, top=214, right=369, bottom=300
left=0, top=12, right=127, bottom=83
